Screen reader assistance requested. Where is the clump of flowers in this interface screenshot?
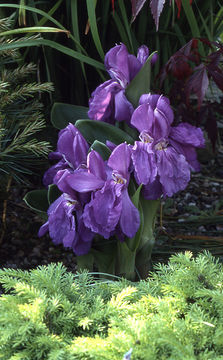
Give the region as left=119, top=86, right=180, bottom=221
left=33, top=43, right=205, bottom=279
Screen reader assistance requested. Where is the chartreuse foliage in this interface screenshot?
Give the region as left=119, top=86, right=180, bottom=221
left=1, top=251, right=223, bottom=359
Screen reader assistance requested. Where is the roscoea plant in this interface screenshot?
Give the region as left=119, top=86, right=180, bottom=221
left=24, top=43, right=205, bottom=280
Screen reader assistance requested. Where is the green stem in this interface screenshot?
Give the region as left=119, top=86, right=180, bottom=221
left=116, top=241, right=136, bottom=281
left=135, top=198, right=160, bottom=279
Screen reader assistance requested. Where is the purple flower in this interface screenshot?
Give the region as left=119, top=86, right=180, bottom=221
left=143, top=140, right=191, bottom=199
left=130, top=94, right=193, bottom=199
left=88, top=43, right=150, bottom=124
left=104, top=43, right=148, bottom=86
left=38, top=193, right=94, bottom=256
left=62, top=144, right=140, bottom=239
left=43, top=123, right=89, bottom=186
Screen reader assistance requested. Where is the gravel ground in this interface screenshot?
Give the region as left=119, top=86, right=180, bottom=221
left=0, top=144, right=223, bottom=273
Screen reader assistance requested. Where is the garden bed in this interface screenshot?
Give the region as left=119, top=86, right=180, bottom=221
left=1, top=144, right=222, bottom=273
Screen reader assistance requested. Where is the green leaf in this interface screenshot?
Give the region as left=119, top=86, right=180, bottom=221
left=51, top=103, right=89, bottom=129
left=77, top=252, right=94, bottom=272
left=125, top=51, right=157, bottom=108
left=47, top=184, right=62, bottom=205
left=127, top=185, right=144, bottom=253
left=116, top=241, right=136, bottom=280
left=118, top=0, right=134, bottom=53
left=135, top=198, right=160, bottom=278
left=0, top=27, right=69, bottom=37
left=86, top=0, right=104, bottom=60
left=0, top=38, right=105, bottom=71
left=75, top=120, right=134, bottom=145
left=23, top=189, right=49, bottom=215
left=90, top=140, right=111, bottom=160
left=131, top=184, right=142, bottom=209
left=91, top=245, right=116, bottom=275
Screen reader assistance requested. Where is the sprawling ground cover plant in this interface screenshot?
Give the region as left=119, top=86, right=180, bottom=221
left=0, top=251, right=223, bottom=359
left=25, top=43, right=205, bottom=280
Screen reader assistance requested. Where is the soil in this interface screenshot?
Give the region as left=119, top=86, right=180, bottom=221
left=0, top=143, right=223, bottom=273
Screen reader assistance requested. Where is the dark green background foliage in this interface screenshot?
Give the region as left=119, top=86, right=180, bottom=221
left=1, top=1, right=222, bottom=105
left=0, top=16, right=53, bottom=186
left=1, top=251, right=223, bottom=359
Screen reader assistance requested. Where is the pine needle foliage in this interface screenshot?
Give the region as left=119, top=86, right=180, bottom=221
left=1, top=252, right=223, bottom=359
left=0, top=16, right=54, bottom=184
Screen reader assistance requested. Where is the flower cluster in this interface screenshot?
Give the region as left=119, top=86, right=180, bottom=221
left=40, top=43, right=205, bottom=256
left=40, top=125, right=140, bottom=255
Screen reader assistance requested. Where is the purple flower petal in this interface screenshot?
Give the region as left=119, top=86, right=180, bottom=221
left=143, top=177, right=163, bottom=200
left=137, top=45, right=149, bottom=64
left=105, top=43, right=131, bottom=86
left=132, top=95, right=174, bottom=140
left=43, top=159, right=67, bottom=187
left=38, top=221, right=49, bottom=237
left=66, top=171, right=105, bottom=193
left=38, top=193, right=94, bottom=256
left=87, top=150, right=107, bottom=181
left=71, top=214, right=94, bottom=255
left=58, top=123, right=89, bottom=168
left=139, top=93, right=160, bottom=106
left=169, top=123, right=204, bottom=172
left=169, top=123, right=205, bottom=148
left=169, top=140, right=201, bottom=171
left=119, top=188, right=140, bottom=238
left=106, top=140, right=117, bottom=151
left=48, top=151, right=62, bottom=161
left=157, top=147, right=190, bottom=197
left=139, top=94, right=174, bottom=128
left=88, top=80, right=121, bottom=123
left=114, top=89, right=134, bottom=122
left=54, top=169, right=77, bottom=197
left=47, top=194, right=76, bottom=246
left=131, top=141, right=157, bottom=185
left=83, top=181, right=122, bottom=238
left=108, top=143, right=131, bottom=179
left=131, top=103, right=153, bottom=133
left=127, top=54, right=142, bottom=82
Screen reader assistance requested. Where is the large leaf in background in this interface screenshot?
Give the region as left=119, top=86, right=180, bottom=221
left=47, top=184, right=62, bottom=205
left=185, top=64, right=209, bottom=110
left=75, top=120, right=134, bottom=145
left=125, top=51, right=156, bottom=107
left=51, top=103, right=89, bottom=129
left=23, top=189, right=48, bottom=218
left=90, top=140, right=111, bottom=160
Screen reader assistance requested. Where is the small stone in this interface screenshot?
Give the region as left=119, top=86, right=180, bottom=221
left=198, top=226, right=206, bottom=232
left=216, top=225, right=223, bottom=231
left=210, top=182, right=220, bottom=186
left=185, top=193, right=191, bottom=200
left=205, top=204, right=212, bottom=209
